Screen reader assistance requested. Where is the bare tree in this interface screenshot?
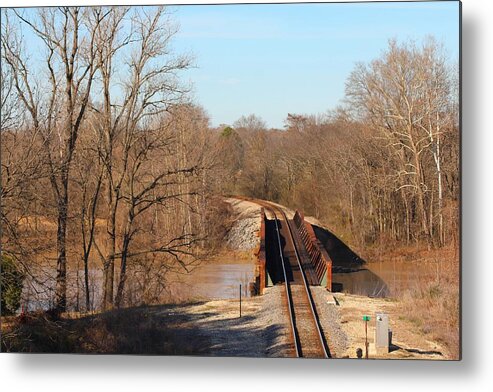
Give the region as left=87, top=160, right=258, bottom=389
left=234, top=114, right=278, bottom=200
left=1, top=54, right=20, bottom=132
left=418, top=40, right=453, bottom=245
left=345, top=39, right=455, bottom=243
left=87, top=6, right=193, bottom=309
left=2, top=7, right=108, bottom=312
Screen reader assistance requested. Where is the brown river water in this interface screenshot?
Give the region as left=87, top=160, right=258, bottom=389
left=22, top=263, right=256, bottom=312
left=332, top=260, right=444, bottom=297
left=165, top=263, right=256, bottom=301
left=21, top=260, right=441, bottom=311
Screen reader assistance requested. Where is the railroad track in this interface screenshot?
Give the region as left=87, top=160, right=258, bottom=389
left=251, top=199, right=330, bottom=359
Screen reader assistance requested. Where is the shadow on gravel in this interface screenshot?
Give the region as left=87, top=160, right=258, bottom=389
left=390, top=343, right=443, bottom=357
left=2, top=302, right=290, bottom=357
left=172, top=310, right=290, bottom=357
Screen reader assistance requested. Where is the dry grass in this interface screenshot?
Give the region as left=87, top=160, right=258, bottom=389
left=357, top=243, right=460, bottom=359
left=1, top=294, right=286, bottom=357
left=334, top=292, right=447, bottom=359
left=388, top=246, right=460, bottom=359
left=398, top=280, right=459, bottom=359
left=1, top=305, right=210, bottom=354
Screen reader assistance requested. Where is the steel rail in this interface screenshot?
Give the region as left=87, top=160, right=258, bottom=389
left=272, top=205, right=330, bottom=359
left=258, top=200, right=330, bottom=358
left=271, top=208, right=301, bottom=357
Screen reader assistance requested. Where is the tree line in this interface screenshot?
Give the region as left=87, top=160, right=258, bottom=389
left=218, top=39, right=459, bottom=252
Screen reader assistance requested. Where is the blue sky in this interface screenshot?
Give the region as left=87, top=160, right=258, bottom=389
left=170, top=1, right=460, bottom=128
left=11, top=1, right=460, bottom=129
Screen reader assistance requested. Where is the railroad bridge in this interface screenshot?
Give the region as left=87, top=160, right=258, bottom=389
left=256, top=204, right=332, bottom=296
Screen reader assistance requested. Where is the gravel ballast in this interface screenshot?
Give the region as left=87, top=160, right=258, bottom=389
left=224, top=198, right=262, bottom=251
left=310, top=286, right=349, bottom=358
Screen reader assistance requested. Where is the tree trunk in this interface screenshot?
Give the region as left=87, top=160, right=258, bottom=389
left=55, top=182, right=69, bottom=313
left=115, top=228, right=132, bottom=308
left=102, top=199, right=118, bottom=310
left=84, top=253, right=90, bottom=311
left=434, top=123, right=444, bottom=246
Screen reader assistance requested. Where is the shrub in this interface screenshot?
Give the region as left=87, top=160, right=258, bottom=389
left=1, top=254, right=25, bottom=316
left=221, top=126, right=234, bottom=137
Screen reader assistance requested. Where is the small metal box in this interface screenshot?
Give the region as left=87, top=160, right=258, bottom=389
left=375, top=313, right=389, bottom=354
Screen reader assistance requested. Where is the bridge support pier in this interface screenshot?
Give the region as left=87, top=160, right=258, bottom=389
left=326, top=260, right=332, bottom=291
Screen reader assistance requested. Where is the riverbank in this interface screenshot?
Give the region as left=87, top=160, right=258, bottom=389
left=2, top=286, right=452, bottom=359
left=364, top=245, right=460, bottom=360
left=330, top=292, right=452, bottom=360
left=1, top=286, right=291, bottom=356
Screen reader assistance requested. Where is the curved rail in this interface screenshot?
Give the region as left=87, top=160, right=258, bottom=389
left=255, top=199, right=330, bottom=358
